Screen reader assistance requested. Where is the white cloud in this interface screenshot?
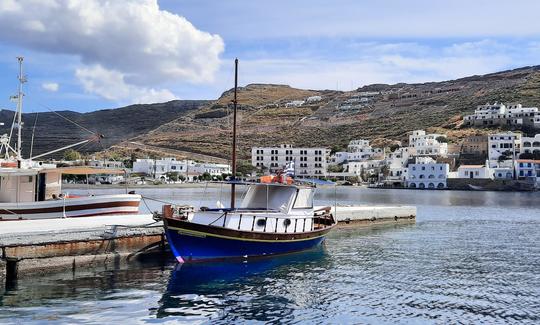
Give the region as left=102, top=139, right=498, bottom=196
left=76, top=65, right=177, bottom=104
left=41, top=82, right=59, bottom=92
left=0, top=0, right=224, bottom=103
left=230, top=41, right=520, bottom=92
left=175, top=0, right=540, bottom=39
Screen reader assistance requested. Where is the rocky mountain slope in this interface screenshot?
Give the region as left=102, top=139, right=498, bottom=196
left=0, top=100, right=209, bottom=159
left=129, top=66, right=540, bottom=160
left=9, top=66, right=540, bottom=162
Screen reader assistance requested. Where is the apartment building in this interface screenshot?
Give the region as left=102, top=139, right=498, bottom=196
left=251, top=145, right=329, bottom=177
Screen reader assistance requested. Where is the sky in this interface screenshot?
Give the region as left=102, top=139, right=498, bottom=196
left=0, top=0, right=540, bottom=112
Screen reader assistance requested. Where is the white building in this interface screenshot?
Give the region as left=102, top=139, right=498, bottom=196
left=409, top=130, right=448, bottom=156
left=306, top=96, right=322, bottom=103
left=88, top=159, right=124, bottom=169
left=515, top=159, right=540, bottom=183
left=330, top=139, right=384, bottom=164
left=384, top=147, right=412, bottom=185
left=285, top=100, right=305, bottom=107
left=521, top=134, right=540, bottom=155
left=251, top=145, right=329, bottom=178
left=133, top=158, right=230, bottom=180
left=492, top=167, right=514, bottom=179
left=405, top=157, right=449, bottom=189
left=464, top=103, right=540, bottom=128
left=345, top=159, right=385, bottom=178
left=487, top=132, right=522, bottom=167
left=457, top=165, right=492, bottom=179
left=190, top=163, right=232, bottom=177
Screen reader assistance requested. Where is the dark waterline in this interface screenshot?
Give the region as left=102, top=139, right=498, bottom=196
left=1, top=188, right=539, bottom=324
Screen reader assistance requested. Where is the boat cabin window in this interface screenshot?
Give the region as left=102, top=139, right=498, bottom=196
left=292, top=188, right=314, bottom=209
left=240, top=185, right=296, bottom=211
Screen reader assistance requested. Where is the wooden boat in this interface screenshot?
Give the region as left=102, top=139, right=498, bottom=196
left=162, top=59, right=336, bottom=262
left=162, top=182, right=335, bottom=262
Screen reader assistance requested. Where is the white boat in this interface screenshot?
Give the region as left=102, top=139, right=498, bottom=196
left=0, top=165, right=140, bottom=220
left=0, top=57, right=141, bottom=220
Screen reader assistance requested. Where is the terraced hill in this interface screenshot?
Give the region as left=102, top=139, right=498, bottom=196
left=128, top=66, right=540, bottom=160
left=11, top=66, right=539, bottom=161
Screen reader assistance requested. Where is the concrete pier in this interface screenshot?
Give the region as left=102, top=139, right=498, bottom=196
left=0, top=214, right=164, bottom=282
left=316, top=205, right=417, bottom=227
left=0, top=205, right=415, bottom=284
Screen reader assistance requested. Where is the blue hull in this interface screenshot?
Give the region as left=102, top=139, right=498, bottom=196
left=165, top=228, right=327, bottom=262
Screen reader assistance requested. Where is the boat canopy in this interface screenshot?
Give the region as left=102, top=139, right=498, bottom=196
left=238, top=183, right=315, bottom=211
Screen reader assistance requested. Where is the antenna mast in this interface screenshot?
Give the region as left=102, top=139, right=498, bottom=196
left=16, top=56, right=26, bottom=166
left=230, top=58, right=238, bottom=209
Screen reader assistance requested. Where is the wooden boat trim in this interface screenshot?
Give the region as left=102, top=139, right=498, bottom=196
left=0, top=200, right=139, bottom=215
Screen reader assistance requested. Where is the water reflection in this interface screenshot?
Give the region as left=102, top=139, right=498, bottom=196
left=157, top=247, right=330, bottom=322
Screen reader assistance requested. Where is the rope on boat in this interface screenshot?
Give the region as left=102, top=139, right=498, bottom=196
left=140, top=195, right=177, bottom=205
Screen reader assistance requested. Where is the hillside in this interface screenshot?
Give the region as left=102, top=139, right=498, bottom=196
left=0, top=100, right=209, bottom=159
left=128, top=66, right=540, bottom=160
left=9, top=66, right=540, bottom=162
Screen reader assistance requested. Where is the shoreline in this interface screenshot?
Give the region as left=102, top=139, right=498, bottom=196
left=62, top=182, right=537, bottom=192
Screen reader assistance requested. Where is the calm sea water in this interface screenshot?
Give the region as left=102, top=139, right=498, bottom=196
left=1, top=187, right=539, bottom=324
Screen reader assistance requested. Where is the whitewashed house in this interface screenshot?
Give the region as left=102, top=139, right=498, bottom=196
left=487, top=132, right=522, bottom=167
left=492, top=167, right=514, bottom=179
left=405, top=157, right=449, bottom=189
left=345, top=159, right=385, bottom=177
left=330, top=139, right=384, bottom=165
left=515, top=159, right=540, bottom=184
left=133, top=158, right=230, bottom=180
left=384, top=147, right=412, bottom=185
left=464, top=103, right=540, bottom=128
left=306, top=96, right=322, bottom=103
left=285, top=100, right=305, bottom=107
left=409, top=130, right=448, bottom=157
left=521, top=134, right=540, bottom=155
left=87, top=159, right=124, bottom=169
left=457, top=165, right=492, bottom=179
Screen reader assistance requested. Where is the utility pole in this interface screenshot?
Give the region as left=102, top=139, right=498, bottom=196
left=230, top=58, right=238, bottom=209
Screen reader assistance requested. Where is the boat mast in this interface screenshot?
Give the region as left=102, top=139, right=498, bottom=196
left=230, top=58, right=238, bottom=209
left=16, top=56, right=26, bottom=166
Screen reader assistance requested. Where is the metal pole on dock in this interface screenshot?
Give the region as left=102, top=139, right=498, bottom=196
left=230, top=58, right=238, bottom=209
left=16, top=56, right=25, bottom=167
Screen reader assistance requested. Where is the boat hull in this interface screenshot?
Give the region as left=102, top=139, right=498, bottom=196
left=0, top=194, right=141, bottom=220
left=164, top=217, right=334, bottom=262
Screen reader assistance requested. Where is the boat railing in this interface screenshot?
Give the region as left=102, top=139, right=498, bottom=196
left=229, top=211, right=334, bottom=234
left=164, top=204, right=335, bottom=234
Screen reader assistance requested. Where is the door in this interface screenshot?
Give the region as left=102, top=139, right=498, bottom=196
left=37, top=173, right=46, bottom=201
